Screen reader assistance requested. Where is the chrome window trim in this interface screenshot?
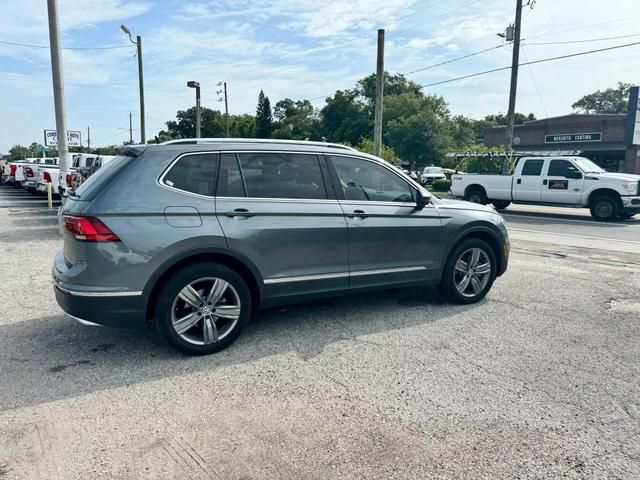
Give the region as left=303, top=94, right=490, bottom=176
left=264, top=266, right=427, bottom=284
left=54, top=284, right=142, bottom=297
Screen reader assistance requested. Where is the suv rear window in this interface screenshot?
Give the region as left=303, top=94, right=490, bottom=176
left=237, top=152, right=327, bottom=200
left=163, top=153, right=218, bottom=196
left=73, top=154, right=134, bottom=201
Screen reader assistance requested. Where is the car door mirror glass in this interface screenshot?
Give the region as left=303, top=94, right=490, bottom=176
left=416, top=189, right=431, bottom=209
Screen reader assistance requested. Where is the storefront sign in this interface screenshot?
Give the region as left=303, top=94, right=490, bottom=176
left=544, top=132, right=602, bottom=144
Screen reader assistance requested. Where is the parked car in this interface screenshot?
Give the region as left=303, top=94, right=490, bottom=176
left=53, top=139, right=510, bottom=355
left=36, top=163, right=61, bottom=196
left=421, top=166, right=447, bottom=185
left=450, top=156, right=640, bottom=221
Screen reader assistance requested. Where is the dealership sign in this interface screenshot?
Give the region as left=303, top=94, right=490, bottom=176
left=44, top=129, right=82, bottom=147
left=625, top=86, right=640, bottom=146
left=544, top=132, right=602, bottom=144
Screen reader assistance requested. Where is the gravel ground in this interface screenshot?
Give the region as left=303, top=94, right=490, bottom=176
left=0, top=185, right=639, bottom=479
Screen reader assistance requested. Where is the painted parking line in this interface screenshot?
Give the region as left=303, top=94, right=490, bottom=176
left=510, top=227, right=640, bottom=245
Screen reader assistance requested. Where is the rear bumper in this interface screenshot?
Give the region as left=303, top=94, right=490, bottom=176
left=22, top=180, right=35, bottom=190
left=54, top=284, right=144, bottom=328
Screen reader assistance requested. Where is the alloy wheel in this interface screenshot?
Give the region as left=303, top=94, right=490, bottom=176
left=171, top=277, right=241, bottom=345
left=454, top=248, right=492, bottom=298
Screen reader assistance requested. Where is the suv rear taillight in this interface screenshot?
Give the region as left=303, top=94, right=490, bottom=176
left=66, top=173, right=72, bottom=186
left=43, top=172, right=52, bottom=183
left=25, top=167, right=34, bottom=177
left=63, top=215, right=120, bottom=242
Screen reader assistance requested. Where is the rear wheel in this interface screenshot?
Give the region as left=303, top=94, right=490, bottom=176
left=590, top=195, right=619, bottom=221
left=154, top=263, right=251, bottom=355
left=439, top=238, right=497, bottom=304
left=465, top=188, right=487, bottom=205
left=492, top=200, right=511, bottom=210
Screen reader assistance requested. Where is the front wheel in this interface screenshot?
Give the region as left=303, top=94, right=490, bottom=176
left=590, top=196, right=619, bottom=221
left=438, top=238, right=497, bottom=304
left=155, top=263, right=251, bottom=355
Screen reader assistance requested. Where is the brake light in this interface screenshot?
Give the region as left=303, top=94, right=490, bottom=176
left=10, top=165, right=16, bottom=175
left=63, top=216, right=120, bottom=242
left=25, top=167, right=34, bottom=177
left=66, top=173, right=72, bottom=186
left=43, top=172, right=52, bottom=182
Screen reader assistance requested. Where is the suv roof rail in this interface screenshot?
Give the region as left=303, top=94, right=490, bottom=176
left=158, top=138, right=356, bottom=151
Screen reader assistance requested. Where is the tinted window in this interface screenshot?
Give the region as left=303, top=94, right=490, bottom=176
left=548, top=160, right=581, bottom=178
left=521, top=159, right=544, bottom=176
left=163, top=153, right=217, bottom=196
left=331, top=156, right=414, bottom=203
left=237, top=152, right=327, bottom=199
left=74, top=155, right=134, bottom=201
left=217, top=154, right=245, bottom=197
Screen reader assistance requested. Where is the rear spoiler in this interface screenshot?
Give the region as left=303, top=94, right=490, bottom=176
left=117, top=145, right=147, bottom=157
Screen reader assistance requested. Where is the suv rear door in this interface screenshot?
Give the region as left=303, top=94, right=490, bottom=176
left=215, top=151, right=349, bottom=300
left=326, top=154, right=443, bottom=288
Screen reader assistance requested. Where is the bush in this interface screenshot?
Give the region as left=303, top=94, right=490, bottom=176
left=431, top=179, right=450, bottom=192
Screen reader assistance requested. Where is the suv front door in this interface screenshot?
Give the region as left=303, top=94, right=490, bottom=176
left=327, top=155, right=443, bottom=289
left=215, top=151, right=349, bottom=300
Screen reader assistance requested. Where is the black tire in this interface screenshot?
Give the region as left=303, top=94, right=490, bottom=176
left=589, top=195, right=620, bottom=221
left=438, top=238, right=497, bottom=305
left=492, top=201, right=511, bottom=210
left=620, top=212, right=636, bottom=220
left=465, top=188, right=487, bottom=205
left=154, top=262, right=252, bottom=355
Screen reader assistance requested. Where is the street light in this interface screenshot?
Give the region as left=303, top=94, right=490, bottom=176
left=121, top=24, right=145, bottom=144
left=187, top=81, right=201, bottom=139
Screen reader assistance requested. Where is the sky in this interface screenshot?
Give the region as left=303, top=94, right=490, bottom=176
left=1, top=0, right=640, bottom=152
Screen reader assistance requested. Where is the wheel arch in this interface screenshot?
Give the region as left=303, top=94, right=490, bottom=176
left=442, top=227, right=505, bottom=280
left=142, top=248, right=264, bottom=323
left=464, top=184, right=487, bottom=199
left=586, top=188, right=622, bottom=208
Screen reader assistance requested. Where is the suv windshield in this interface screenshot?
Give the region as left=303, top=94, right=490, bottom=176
left=574, top=157, right=605, bottom=173
left=423, top=167, right=443, bottom=175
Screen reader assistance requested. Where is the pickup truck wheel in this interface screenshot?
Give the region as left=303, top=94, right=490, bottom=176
left=439, top=238, right=496, bottom=305
left=465, top=188, right=486, bottom=205
left=590, top=195, right=620, bottom=221
left=492, top=201, right=511, bottom=210
left=154, top=262, right=251, bottom=355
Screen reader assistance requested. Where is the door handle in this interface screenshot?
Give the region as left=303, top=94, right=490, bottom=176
left=224, top=208, right=256, bottom=218
left=542, top=179, right=548, bottom=185
left=347, top=209, right=368, bottom=218
left=516, top=178, right=522, bottom=184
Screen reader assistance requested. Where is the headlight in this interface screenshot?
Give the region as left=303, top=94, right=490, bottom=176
left=622, top=181, right=639, bottom=195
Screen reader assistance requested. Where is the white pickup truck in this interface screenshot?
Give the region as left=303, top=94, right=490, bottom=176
left=450, top=156, right=640, bottom=221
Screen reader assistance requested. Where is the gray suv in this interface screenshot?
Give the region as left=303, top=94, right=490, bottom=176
left=53, top=139, right=509, bottom=355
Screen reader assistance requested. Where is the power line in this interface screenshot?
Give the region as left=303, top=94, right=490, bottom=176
left=525, top=15, right=640, bottom=40
left=402, top=44, right=505, bottom=75
left=520, top=45, right=548, bottom=117
left=420, top=40, right=640, bottom=88
left=524, top=32, right=640, bottom=46
left=391, top=0, right=482, bottom=37
left=0, top=39, right=133, bottom=50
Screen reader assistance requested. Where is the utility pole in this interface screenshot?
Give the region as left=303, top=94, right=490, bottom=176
left=121, top=25, right=145, bottom=143
left=503, top=0, right=524, bottom=174
left=373, top=28, right=385, bottom=158
left=87, top=126, right=91, bottom=150
left=218, top=81, right=230, bottom=137
left=129, top=112, right=133, bottom=143
left=46, top=0, right=70, bottom=185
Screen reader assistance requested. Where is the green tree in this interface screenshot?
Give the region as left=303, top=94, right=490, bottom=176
left=355, top=138, right=397, bottom=163
left=356, top=72, right=423, bottom=110
left=255, top=90, right=273, bottom=138
left=164, top=106, right=226, bottom=138
left=272, top=98, right=320, bottom=139
left=9, top=144, right=29, bottom=160
left=230, top=114, right=256, bottom=138
left=321, top=89, right=370, bottom=145
left=572, top=82, right=633, bottom=114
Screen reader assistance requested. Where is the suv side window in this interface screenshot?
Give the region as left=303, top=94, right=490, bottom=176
left=521, top=159, right=544, bottom=176
left=330, top=156, right=415, bottom=203
left=237, top=152, right=327, bottom=199
left=163, top=153, right=218, bottom=196
left=548, top=160, right=581, bottom=179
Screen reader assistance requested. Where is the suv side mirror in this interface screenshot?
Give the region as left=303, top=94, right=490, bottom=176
left=416, top=189, right=431, bottom=209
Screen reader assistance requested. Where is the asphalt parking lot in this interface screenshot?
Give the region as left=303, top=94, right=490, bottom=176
left=0, top=184, right=639, bottom=479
